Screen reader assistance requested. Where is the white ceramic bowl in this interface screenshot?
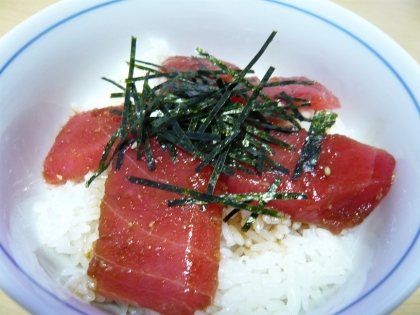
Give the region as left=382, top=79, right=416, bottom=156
left=1, top=1, right=420, bottom=314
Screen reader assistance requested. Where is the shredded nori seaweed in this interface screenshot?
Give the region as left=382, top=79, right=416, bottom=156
left=292, top=111, right=337, bottom=180
left=87, top=31, right=336, bottom=225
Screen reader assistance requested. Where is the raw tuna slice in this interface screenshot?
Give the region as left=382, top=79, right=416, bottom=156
left=263, top=76, right=341, bottom=110
left=87, top=139, right=225, bottom=315
left=161, top=56, right=340, bottom=110
left=225, top=129, right=396, bottom=234
left=162, top=56, right=240, bottom=82
left=43, top=106, right=122, bottom=184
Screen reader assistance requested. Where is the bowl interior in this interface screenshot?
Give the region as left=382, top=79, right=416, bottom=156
left=1, top=1, right=420, bottom=314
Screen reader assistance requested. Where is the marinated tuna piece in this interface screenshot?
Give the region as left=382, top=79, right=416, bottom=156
left=162, top=56, right=240, bottom=82
left=87, top=139, right=225, bottom=315
left=43, top=106, right=122, bottom=184
left=263, top=77, right=341, bottom=110
left=162, top=56, right=239, bottom=72
left=162, top=57, right=340, bottom=110
left=225, top=129, right=395, bottom=234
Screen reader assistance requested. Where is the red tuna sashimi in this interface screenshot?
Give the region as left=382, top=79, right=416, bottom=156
left=263, top=76, right=341, bottom=110
left=162, top=56, right=240, bottom=82
left=161, top=56, right=340, bottom=110
left=226, top=130, right=395, bottom=234
left=87, top=139, right=225, bottom=315
left=43, top=106, right=122, bottom=185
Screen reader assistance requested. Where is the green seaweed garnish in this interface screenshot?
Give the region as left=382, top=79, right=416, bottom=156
left=127, top=176, right=306, bottom=218
left=86, top=31, right=337, bottom=226
left=242, top=176, right=282, bottom=231
left=292, top=110, right=337, bottom=180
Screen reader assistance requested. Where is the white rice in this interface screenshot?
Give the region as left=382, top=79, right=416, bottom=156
left=210, top=212, right=359, bottom=315
left=34, top=173, right=106, bottom=303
